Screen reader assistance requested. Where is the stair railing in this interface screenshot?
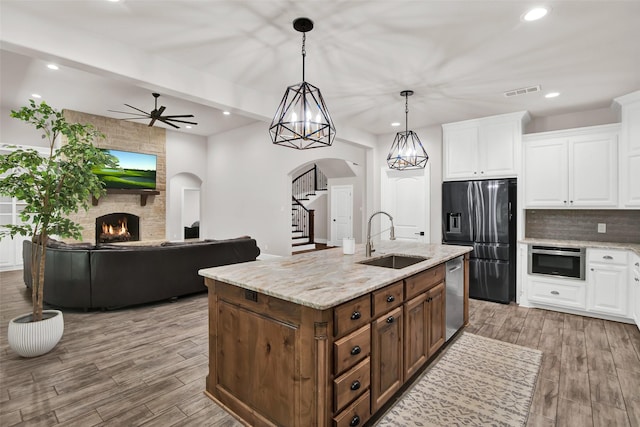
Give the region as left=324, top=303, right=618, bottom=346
left=292, top=196, right=314, bottom=243
left=292, top=164, right=327, bottom=201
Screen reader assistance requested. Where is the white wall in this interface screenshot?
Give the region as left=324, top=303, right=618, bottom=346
left=206, top=122, right=369, bottom=256
left=374, top=124, right=443, bottom=243
left=1, top=107, right=56, bottom=147
left=166, top=130, right=207, bottom=240
left=525, top=106, right=618, bottom=134
left=305, top=193, right=328, bottom=243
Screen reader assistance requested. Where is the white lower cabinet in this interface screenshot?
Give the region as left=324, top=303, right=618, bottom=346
left=527, top=276, right=586, bottom=310
left=525, top=247, right=639, bottom=327
left=587, top=249, right=628, bottom=317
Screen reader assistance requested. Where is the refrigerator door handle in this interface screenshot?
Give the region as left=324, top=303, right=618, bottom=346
left=509, top=202, right=512, bottom=221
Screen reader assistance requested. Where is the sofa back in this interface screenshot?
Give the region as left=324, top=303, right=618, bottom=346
left=23, top=238, right=260, bottom=309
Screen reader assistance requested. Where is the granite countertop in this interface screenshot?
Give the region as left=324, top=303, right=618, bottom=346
left=199, top=242, right=472, bottom=310
left=520, top=238, right=640, bottom=256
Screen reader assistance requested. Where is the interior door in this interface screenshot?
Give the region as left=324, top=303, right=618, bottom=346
left=330, top=185, right=353, bottom=246
left=382, top=168, right=429, bottom=242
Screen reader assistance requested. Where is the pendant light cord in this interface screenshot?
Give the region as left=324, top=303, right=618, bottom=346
left=301, top=33, right=306, bottom=82
left=405, top=93, right=409, bottom=134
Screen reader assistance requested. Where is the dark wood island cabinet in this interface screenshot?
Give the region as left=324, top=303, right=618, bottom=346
left=199, top=243, right=471, bottom=427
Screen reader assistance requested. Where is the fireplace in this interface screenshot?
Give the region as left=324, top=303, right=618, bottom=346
left=96, top=213, right=140, bottom=243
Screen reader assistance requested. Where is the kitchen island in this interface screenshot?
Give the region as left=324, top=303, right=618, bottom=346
left=199, top=242, right=472, bottom=427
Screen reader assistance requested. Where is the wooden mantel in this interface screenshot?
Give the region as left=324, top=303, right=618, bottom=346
left=92, top=189, right=160, bottom=207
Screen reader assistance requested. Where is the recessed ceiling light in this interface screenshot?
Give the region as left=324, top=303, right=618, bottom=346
left=185, top=125, right=192, bottom=129
left=31, top=93, right=42, bottom=99
left=523, top=7, right=548, bottom=22
left=545, top=92, right=560, bottom=98
left=223, top=111, right=231, bottom=115
left=391, top=122, right=400, bottom=127
left=47, top=64, right=59, bottom=70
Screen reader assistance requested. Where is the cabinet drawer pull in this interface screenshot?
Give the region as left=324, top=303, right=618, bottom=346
left=635, top=262, right=639, bottom=267
left=635, top=278, right=639, bottom=282
left=350, top=380, right=361, bottom=391
left=386, top=316, right=395, bottom=324
left=350, top=415, right=361, bottom=426
left=350, top=345, right=361, bottom=356
left=350, top=311, right=361, bottom=320
left=386, top=295, right=395, bottom=303
left=550, top=291, right=560, bottom=295
left=602, top=255, right=613, bottom=260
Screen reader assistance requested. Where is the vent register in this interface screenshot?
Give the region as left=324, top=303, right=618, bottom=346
left=504, top=85, right=541, bottom=97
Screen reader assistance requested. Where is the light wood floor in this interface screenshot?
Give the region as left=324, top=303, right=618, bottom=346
left=1, top=269, right=639, bottom=426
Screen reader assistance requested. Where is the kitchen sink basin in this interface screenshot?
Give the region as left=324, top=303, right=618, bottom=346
left=358, top=254, right=429, bottom=269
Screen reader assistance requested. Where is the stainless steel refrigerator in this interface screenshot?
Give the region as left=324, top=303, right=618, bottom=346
left=442, top=179, right=516, bottom=304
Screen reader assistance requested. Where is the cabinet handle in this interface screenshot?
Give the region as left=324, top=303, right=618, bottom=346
left=480, top=171, right=484, bottom=174
left=635, top=262, right=639, bottom=267
left=350, top=415, right=361, bottom=426
left=350, top=311, right=361, bottom=320
left=350, top=346, right=361, bottom=356
left=350, top=380, right=361, bottom=391
left=603, top=255, right=613, bottom=260
left=386, top=316, right=395, bottom=324
left=635, top=278, right=639, bottom=282
left=570, top=200, right=573, bottom=204
left=550, top=291, right=560, bottom=295
left=386, top=295, right=395, bottom=303
left=563, top=200, right=567, bottom=204
left=590, top=268, right=595, bottom=271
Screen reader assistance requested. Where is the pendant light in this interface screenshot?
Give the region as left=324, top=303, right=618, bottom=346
left=269, top=17, right=336, bottom=149
left=387, top=90, right=429, bottom=170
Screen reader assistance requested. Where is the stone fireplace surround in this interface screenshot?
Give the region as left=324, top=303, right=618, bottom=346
left=63, top=110, right=167, bottom=244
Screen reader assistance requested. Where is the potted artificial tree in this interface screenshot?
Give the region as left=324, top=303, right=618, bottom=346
left=0, top=100, right=116, bottom=357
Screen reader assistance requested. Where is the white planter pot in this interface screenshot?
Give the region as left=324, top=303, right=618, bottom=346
left=8, top=310, right=64, bottom=357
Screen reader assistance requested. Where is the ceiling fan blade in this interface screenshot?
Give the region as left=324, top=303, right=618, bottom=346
left=108, top=110, right=150, bottom=117
left=164, top=118, right=198, bottom=125
left=124, top=104, right=151, bottom=115
left=161, top=114, right=195, bottom=119
left=158, top=118, right=180, bottom=129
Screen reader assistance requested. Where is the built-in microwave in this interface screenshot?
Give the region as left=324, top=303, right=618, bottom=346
left=528, top=245, right=586, bottom=280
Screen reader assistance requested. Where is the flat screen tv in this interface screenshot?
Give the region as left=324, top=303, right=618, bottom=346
left=93, top=149, right=157, bottom=190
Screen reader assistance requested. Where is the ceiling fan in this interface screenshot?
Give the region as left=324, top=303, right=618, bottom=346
left=109, top=92, right=198, bottom=129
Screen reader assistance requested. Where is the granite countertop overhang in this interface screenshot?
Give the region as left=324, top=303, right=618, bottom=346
left=520, top=238, right=640, bottom=256
left=199, top=242, right=472, bottom=310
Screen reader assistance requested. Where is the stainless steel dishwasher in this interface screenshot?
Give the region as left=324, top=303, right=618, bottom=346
left=445, top=256, right=464, bottom=341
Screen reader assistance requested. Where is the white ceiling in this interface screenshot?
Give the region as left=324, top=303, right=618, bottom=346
left=1, top=0, right=639, bottom=140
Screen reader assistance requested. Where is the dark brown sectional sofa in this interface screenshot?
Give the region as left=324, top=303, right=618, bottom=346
left=23, top=237, right=260, bottom=310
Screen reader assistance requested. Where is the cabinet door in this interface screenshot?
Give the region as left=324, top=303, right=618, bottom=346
left=524, top=138, right=568, bottom=207
left=404, top=293, right=428, bottom=380
left=632, top=256, right=640, bottom=327
left=570, top=134, right=618, bottom=207
left=588, top=264, right=628, bottom=317
left=621, top=99, right=640, bottom=207
left=443, top=126, right=478, bottom=180
left=426, top=282, right=446, bottom=356
left=371, top=306, right=403, bottom=413
left=479, top=120, right=517, bottom=177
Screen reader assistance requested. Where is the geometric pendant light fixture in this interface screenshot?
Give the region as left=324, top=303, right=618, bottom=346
left=269, top=17, right=336, bottom=149
left=387, top=90, right=429, bottom=170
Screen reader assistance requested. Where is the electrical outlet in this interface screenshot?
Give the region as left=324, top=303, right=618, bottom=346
left=597, top=223, right=606, bottom=233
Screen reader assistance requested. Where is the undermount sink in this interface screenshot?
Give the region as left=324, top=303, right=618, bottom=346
left=358, top=254, right=429, bottom=269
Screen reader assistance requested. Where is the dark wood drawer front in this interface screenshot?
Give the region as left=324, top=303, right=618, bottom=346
left=333, top=390, right=371, bottom=427
left=372, top=281, right=403, bottom=318
left=334, top=357, right=370, bottom=413
left=334, top=294, right=371, bottom=337
left=334, top=324, right=371, bottom=375
left=405, top=264, right=445, bottom=299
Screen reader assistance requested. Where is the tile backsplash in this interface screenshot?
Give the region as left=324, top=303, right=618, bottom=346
left=525, top=209, right=640, bottom=243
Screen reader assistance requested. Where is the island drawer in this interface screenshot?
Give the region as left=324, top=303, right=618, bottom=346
left=334, top=356, right=370, bottom=413
left=334, top=294, right=371, bottom=337
left=334, top=324, right=370, bottom=375
left=405, top=264, right=445, bottom=299
left=333, top=390, right=370, bottom=427
left=372, top=280, right=404, bottom=318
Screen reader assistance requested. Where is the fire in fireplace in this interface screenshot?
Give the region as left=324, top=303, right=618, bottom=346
left=96, top=213, right=140, bottom=243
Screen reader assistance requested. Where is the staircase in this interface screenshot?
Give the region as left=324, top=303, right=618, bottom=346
left=291, top=164, right=327, bottom=253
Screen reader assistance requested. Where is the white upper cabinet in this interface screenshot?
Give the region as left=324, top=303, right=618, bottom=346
left=523, top=124, right=619, bottom=208
left=614, top=91, right=640, bottom=207
left=443, top=111, right=529, bottom=181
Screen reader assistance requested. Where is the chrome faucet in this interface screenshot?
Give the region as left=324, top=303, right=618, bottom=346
left=366, top=211, right=396, bottom=257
